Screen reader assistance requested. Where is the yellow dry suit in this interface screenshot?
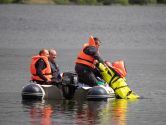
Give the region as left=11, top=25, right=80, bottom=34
left=96, top=62, right=140, bottom=99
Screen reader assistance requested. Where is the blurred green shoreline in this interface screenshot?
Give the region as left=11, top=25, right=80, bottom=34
left=0, top=0, right=166, bottom=5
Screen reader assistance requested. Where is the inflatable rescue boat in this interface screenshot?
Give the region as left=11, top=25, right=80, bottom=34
left=22, top=60, right=139, bottom=101
left=22, top=72, right=115, bottom=101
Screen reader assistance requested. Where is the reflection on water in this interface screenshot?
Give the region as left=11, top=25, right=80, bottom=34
left=22, top=100, right=54, bottom=125
left=22, top=99, right=138, bottom=125
left=110, top=99, right=127, bottom=125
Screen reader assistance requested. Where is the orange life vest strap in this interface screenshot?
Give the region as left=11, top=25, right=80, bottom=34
left=77, top=57, right=94, bottom=63
left=76, top=59, right=95, bottom=68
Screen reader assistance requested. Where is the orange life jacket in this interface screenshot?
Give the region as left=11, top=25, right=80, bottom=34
left=75, top=36, right=97, bottom=69
left=111, top=60, right=127, bottom=78
left=30, top=55, right=52, bottom=81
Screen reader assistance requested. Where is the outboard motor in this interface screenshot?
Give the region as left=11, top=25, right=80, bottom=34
left=87, top=86, right=111, bottom=101
left=62, top=72, right=78, bottom=100
left=22, top=83, right=45, bottom=100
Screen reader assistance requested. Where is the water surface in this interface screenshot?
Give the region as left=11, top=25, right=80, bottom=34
left=0, top=5, right=166, bottom=125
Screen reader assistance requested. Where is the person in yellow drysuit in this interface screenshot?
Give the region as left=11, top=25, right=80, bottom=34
left=94, top=60, right=140, bottom=99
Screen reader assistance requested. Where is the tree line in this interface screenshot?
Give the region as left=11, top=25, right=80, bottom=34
left=0, top=0, right=166, bottom=5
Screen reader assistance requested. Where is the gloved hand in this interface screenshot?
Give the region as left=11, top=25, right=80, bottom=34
left=96, top=81, right=105, bottom=85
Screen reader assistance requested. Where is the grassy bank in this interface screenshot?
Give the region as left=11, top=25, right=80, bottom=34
left=0, top=0, right=166, bottom=5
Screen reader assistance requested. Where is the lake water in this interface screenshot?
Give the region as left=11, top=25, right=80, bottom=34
left=0, top=4, right=166, bottom=125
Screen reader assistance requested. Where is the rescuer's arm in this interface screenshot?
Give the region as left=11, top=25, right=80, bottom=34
left=84, top=46, right=104, bottom=64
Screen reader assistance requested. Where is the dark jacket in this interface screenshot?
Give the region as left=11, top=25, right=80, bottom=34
left=49, top=60, right=62, bottom=83
left=35, top=58, right=48, bottom=82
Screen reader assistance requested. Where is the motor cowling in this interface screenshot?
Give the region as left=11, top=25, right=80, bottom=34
left=62, top=72, right=77, bottom=100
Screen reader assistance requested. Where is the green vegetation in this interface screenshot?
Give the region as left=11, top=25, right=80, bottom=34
left=0, top=0, right=15, bottom=3
left=71, top=0, right=98, bottom=5
left=129, top=0, right=157, bottom=4
left=1, top=0, right=23, bottom=3
left=98, top=0, right=128, bottom=5
left=54, top=0, right=70, bottom=4
left=115, top=0, right=128, bottom=5
left=0, top=0, right=166, bottom=4
left=158, top=0, right=166, bottom=3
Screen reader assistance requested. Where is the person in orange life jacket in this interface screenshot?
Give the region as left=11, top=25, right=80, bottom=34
left=75, top=36, right=105, bottom=87
left=48, top=49, right=62, bottom=84
left=30, top=49, right=52, bottom=84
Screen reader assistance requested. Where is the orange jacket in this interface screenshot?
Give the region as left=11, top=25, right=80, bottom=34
left=75, top=36, right=97, bottom=69
left=111, top=60, right=127, bottom=78
left=30, top=55, right=52, bottom=81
